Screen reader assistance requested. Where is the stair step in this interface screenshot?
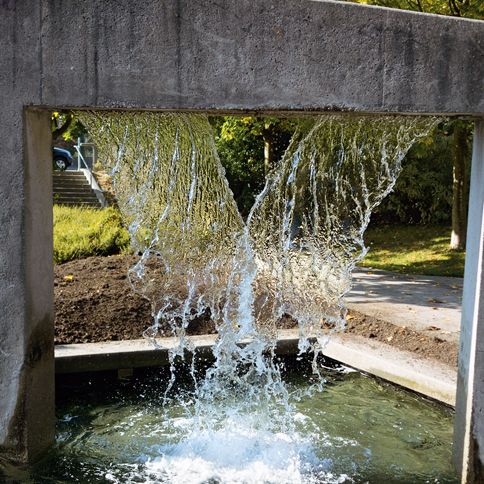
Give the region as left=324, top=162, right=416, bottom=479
left=54, top=187, right=91, bottom=192
left=53, top=194, right=98, bottom=198
left=53, top=174, right=88, bottom=179
left=53, top=174, right=87, bottom=179
left=53, top=172, right=85, bottom=175
left=54, top=186, right=92, bottom=193
left=53, top=186, right=94, bottom=192
left=53, top=171, right=85, bottom=175
left=53, top=178, right=90, bottom=184
left=53, top=183, right=91, bottom=188
left=54, top=185, right=91, bottom=190
left=53, top=196, right=100, bottom=202
left=54, top=195, right=99, bottom=201
left=52, top=171, right=103, bottom=209
left=54, top=202, right=101, bottom=208
left=53, top=181, right=89, bottom=186
left=53, top=192, right=99, bottom=198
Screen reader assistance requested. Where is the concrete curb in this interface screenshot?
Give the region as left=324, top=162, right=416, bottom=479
left=55, top=330, right=457, bottom=406
left=54, top=330, right=303, bottom=374
left=321, top=334, right=457, bottom=407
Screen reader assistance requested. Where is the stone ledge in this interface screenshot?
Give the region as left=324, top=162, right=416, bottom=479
left=322, top=333, right=457, bottom=406
left=55, top=329, right=457, bottom=406
left=54, top=330, right=303, bottom=374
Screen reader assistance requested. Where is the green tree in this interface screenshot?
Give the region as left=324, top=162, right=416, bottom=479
left=450, top=121, right=472, bottom=249
left=373, top=122, right=454, bottom=224
left=210, top=116, right=266, bottom=216
left=51, top=111, right=87, bottom=144
left=251, top=117, right=295, bottom=175
left=210, top=116, right=298, bottom=215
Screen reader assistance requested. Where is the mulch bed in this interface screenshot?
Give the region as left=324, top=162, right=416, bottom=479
left=54, top=255, right=457, bottom=367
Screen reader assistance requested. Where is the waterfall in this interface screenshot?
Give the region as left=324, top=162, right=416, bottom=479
left=77, top=111, right=438, bottom=483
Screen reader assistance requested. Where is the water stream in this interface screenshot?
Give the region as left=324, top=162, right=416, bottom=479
left=71, top=112, right=441, bottom=482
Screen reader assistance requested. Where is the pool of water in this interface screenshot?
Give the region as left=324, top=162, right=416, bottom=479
left=3, top=359, right=457, bottom=483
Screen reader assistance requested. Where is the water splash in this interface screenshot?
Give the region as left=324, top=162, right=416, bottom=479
left=77, top=111, right=438, bottom=482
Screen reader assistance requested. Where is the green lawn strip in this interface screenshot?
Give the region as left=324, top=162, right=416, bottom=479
left=361, top=225, right=465, bottom=277
left=53, top=205, right=130, bottom=264
left=54, top=209, right=464, bottom=278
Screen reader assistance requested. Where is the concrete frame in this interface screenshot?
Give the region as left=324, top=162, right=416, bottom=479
left=0, top=0, right=483, bottom=480
left=454, top=121, right=484, bottom=482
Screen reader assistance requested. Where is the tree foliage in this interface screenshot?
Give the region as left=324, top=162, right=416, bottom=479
left=211, top=115, right=470, bottom=227
left=346, top=0, right=483, bottom=18
left=51, top=111, right=87, bottom=143
left=210, top=116, right=297, bottom=216
left=373, top=123, right=455, bottom=224
left=209, top=117, right=265, bottom=216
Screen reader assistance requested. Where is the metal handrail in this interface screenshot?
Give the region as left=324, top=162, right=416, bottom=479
left=73, top=137, right=95, bottom=185
left=73, top=138, right=107, bottom=208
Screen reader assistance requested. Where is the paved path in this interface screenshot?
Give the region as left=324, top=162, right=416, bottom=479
left=345, top=267, right=462, bottom=344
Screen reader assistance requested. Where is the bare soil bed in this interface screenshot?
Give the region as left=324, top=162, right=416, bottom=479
left=54, top=255, right=457, bottom=367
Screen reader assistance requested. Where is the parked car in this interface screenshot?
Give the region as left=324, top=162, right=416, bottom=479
left=53, top=147, right=74, bottom=171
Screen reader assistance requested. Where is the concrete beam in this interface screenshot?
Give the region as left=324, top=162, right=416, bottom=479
left=54, top=331, right=303, bottom=374
left=54, top=331, right=457, bottom=406
left=323, top=334, right=457, bottom=406
left=1, top=0, right=483, bottom=115
left=454, top=121, right=484, bottom=482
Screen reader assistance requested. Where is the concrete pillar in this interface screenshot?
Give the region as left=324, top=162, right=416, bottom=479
left=454, top=120, right=484, bottom=482
left=0, top=110, right=54, bottom=464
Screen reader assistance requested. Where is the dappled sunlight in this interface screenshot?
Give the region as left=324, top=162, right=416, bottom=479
left=362, top=225, right=465, bottom=277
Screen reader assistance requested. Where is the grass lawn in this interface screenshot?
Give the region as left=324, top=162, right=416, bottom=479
left=54, top=208, right=464, bottom=278
left=361, top=224, right=465, bottom=278
left=54, top=205, right=130, bottom=264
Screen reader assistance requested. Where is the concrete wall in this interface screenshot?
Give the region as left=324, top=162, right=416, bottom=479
left=0, top=108, right=54, bottom=463
left=0, top=0, right=483, bottom=475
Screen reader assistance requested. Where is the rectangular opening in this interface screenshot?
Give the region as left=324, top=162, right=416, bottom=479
left=25, top=109, right=468, bottom=484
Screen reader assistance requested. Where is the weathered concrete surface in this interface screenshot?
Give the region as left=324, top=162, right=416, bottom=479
left=347, top=268, right=462, bottom=343
left=0, top=0, right=483, bottom=469
left=0, top=109, right=54, bottom=463
left=322, top=333, right=457, bottom=406
left=1, top=0, right=484, bottom=115
left=54, top=331, right=303, bottom=374
left=0, top=4, right=45, bottom=464
left=453, top=121, right=484, bottom=483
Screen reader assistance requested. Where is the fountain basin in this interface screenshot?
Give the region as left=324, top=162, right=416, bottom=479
left=9, top=356, right=458, bottom=483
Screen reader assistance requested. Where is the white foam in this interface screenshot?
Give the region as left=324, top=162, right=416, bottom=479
left=134, top=421, right=349, bottom=484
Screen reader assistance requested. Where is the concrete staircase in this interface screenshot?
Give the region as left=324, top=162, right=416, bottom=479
left=53, top=171, right=101, bottom=208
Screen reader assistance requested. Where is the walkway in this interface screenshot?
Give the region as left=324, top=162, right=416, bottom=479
left=346, top=268, right=462, bottom=344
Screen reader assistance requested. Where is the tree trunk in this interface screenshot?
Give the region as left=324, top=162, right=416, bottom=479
left=450, top=122, right=470, bottom=250
left=52, top=113, right=74, bottom=141
left=262, top=130, right=275, bottom=175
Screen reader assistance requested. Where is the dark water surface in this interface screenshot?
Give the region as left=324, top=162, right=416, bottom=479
left=1, top=359, right=457, bottom=483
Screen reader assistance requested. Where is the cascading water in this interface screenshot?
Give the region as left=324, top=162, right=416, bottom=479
left=247, top=116, right=435, bottom=353
left=77, top=111, right=438, bottom=483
